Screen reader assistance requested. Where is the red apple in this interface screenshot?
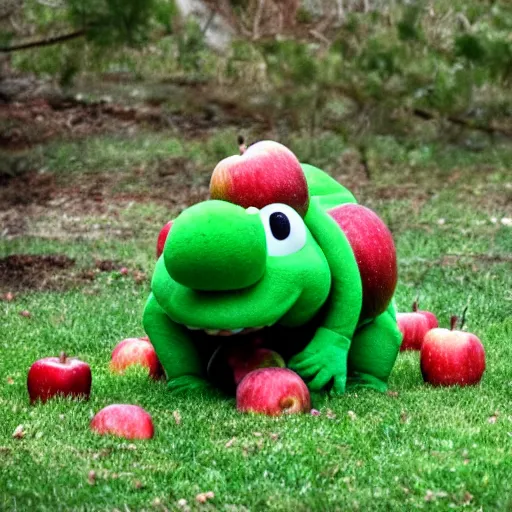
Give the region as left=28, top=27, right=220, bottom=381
left=207, top=344, right=285, bottom=394
left=232, top=348, right=286, bottom=385
left=420, top=316, right=485, bottom=387
left=237, top=367, right=311, bottom=416
left=209, top=140, right=310, bottom=216
left=27, top=352, right=92, bottom=404
left=90, top=404, right=154, bottom=439
left=110, top=337, right=164, bottom=380
left=412, top=300, right=438, bottom=329
left=397, top=312, right=430, bottom=351
left=328, top=204, right=397, bottom=319
left=156, top=220, right=173, bottom=259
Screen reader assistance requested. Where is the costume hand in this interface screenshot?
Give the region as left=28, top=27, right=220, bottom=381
left=288, top=327, right=350, bottom=394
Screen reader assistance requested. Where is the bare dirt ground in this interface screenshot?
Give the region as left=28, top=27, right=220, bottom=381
left=1, top=90, right=510, bottom=294
left=0, top=95, right=225, bottom=245
left=0, top=252, right=149, bottom=294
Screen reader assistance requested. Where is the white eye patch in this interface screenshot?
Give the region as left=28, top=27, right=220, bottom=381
left=259, top=203, right=307, bottom=257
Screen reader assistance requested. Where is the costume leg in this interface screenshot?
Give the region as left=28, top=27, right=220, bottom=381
left=346, top=305, right=402, bottom=392
left=143, top=293, right=210, bottom=393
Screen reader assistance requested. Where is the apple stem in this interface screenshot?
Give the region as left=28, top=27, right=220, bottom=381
left=412, top=299, right=418, bottom=312
left=450, top=315, right=458, bottom=331
left=59, top=352, right=67, bottom=364
left=460, top=304, right=469, bottom=331
left=238, top=135, right=247, bottom=155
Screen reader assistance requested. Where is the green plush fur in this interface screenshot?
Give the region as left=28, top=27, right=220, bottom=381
left=143, top=164, right=402, bottom=395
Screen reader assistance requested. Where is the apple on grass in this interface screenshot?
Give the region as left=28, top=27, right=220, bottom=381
left=209, top=140, right=310, bottom=216
left=110, top=337, right=163, bottom=380
left=420, top=316, right=485, bottom=387
left=397, top=300, right=438, bottom=351
left=27, top=352, right=92, bottom=404
left=207, top=344, right=285, bottom=394
left=90, top=404, right=154, bottom=439
left=237, top=367, right=311, bottom=416
left=328, top=204, right=398, bottom=319
left=412, top=300, right=438, bottom=330
left=156, top=220, right=173, bottom=259
left=397, top=312, right=430, bottom=351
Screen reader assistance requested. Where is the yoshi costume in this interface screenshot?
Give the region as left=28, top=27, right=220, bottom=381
left=143, top=162, right=402, bottom=395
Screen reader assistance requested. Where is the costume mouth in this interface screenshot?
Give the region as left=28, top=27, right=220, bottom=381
left=184, top=325, right=268, bottom=337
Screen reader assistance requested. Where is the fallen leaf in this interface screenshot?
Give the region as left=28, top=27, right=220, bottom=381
left=2, top=292, right=15, bottom=302
left=88, top=470, right=96, bottom=485
left=119, top=267, right=129, bottom=276
left=400, top=411, right=409, bottom=424
left=19, top=310, right=31, bottom=318
left=326, top=409, right=336, bottom=419
left=310, top=409, right=321, bottom=416
left=95, top=259, right=118, bottom=271
left=80, top=270, right=96, bottom=281
left=133, top=271, right=147, bottom=284
left=152, top=498, right=162, bottom=507
left=6, top=376, right=14, bottom=385
left=253, top=432, right=262, bottom=437
left=196, top=491, right=214, bottom=504
left=225, top=437, right=236, bottom=448
left=347, top=410, right=357, bottom=421
left=12, top=425, right=25, bottom=439
left=92, top=448, right=111, bottom=459
left=177, top=498, right=188, bottom=507
left=387, top=391, right=399, bottom=398
left=173, top=410, right=182, bottom=425
left=462, top=491, right=473, bottom=505
left=133, top=480, right=143, bottom=489
left=488, top=415, right=498, bottom=424
left=424, top=490, right=435, bottom=502
left=269, top=433, right=279, bottom=441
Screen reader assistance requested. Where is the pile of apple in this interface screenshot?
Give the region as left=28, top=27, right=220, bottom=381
left=208, top=342, right=310, bottom=415
left=27, top=341, right=158, bottom=440
left=26, top=336, right=311, bottom=441
left=397, top=302, right=486, bottom=386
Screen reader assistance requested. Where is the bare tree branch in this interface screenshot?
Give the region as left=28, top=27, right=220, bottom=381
left=253, top=0, right=266, bottom=40
left=0, top=29, right=86, bottom=53
left=413, top=108, right=512, bottom=138
left=201, top=8, right=216, bottom=36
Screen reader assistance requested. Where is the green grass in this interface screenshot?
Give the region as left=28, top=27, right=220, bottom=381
left=1, top=129, right=512, bottom=511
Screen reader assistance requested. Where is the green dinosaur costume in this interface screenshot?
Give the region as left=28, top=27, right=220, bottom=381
left=143, top=160, right=402, bottom=395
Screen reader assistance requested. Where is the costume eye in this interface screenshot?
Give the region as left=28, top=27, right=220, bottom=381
left=259, top=204, right=307, bottom=256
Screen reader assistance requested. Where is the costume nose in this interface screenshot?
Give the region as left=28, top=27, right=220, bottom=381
left=164, top=200, right=266, bottom=291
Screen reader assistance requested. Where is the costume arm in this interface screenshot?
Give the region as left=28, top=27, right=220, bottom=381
left=143, top=293, right=210, bottom=393
left=288, top=197, right=363, bottom=394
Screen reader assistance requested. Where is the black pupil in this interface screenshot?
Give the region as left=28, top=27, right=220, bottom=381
left=269, top=212, right=291, bottom=240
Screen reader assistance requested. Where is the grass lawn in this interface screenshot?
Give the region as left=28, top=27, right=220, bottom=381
left=1, top=108, right=512, bottom=511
